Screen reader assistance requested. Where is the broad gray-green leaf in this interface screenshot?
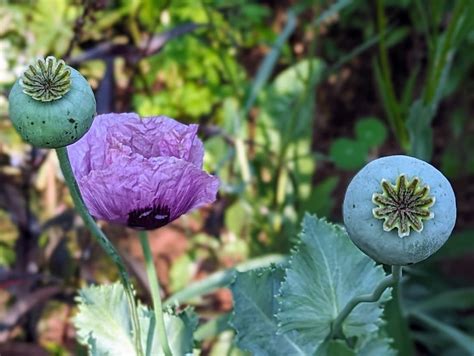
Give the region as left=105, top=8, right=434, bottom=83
left=139, top=306, right=198, bottom=356
left=74, top=282, right=197, bottom=356
left=277, top=215, right=390, bottom=351
left=315, top=334, right=395, bottom=356
left=74, top=283, right=136, bottom=356
left=230, top=267, right=309, bottom=356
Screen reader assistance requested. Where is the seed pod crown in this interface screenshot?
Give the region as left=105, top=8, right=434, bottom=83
left=8, top=56, right=96, bottom=148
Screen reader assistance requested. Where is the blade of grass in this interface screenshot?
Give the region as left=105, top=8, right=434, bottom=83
left=312, top=0, right=353, bottom=27
left=423, top=0, right=468, bottom=103
left=411, top=311, right=474, bottom=354
left=375, top=0, right=409, bottom=150
left=414, top=0, right=435, bottom=52
left=326, top=29, right=387, bottom=75
left=408, top=0, right=470, bottom=159
left=243, top=11, right=297, bottom=115
left=244, top=0, right=355, bottom=115
left=400, top=65, right=420, bottom=116
left=408, top=288, right=474, bottom=313
left=373, top=60, right=407, bottom=148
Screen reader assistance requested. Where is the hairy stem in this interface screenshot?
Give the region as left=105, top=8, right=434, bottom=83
left=138, top=231, right=172, bottom=356
left=56, top=147, right=143, bottom=356
left=328, top=265, right=402, bottom=340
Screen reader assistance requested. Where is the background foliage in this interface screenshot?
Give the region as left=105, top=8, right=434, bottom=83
left=0, top=0, right=473, bottom=355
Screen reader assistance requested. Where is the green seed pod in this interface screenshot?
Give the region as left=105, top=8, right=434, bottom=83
left=343, top=155, right=456, bottom=265
left=8, top=56, right=96, bottom=148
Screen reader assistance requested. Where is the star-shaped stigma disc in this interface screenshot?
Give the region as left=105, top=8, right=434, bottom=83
left=20, top=56, right=71, bottom=102
left=372, top=174, right=435, bottom=238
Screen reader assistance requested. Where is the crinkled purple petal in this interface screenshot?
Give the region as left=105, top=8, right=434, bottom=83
left=67, top=112, right=218, bottom=230
left=75, top=153, right=218, bottom=229
left=68, top=113, right=204, bottom=180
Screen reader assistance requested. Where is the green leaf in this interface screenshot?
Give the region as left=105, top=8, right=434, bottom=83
left=354, top=117, right=388, bottom=148
left=31, top=0, right=75, bottom=54
left=230, top=267, right=310, bottom=355
left=209, top=330, right=250, bottom=356
left=267, top=59, right=325, bottom=141
left=74, top=283, right=135, bottom=355
left=329, top=138, right=368, bottom=170
left=277, top=215, right=390, bottom=352
left=74, top=282, right=197, bottom=356
left=256, top=58, right=325, bottom=160
left=356, top=334, right=396, bottom=356
left=315, top=329, right=396, bottom=356
left=316, top=340, right=356, bottom=356
left=373, top=58, right=405, bottom=148
left=406, top=99, right=435, bottom=161
left=139, top=306, right=197, bottom=356
left=407, top=0, right=469, bottom=160
left=385, top=27, right=410, bottom=48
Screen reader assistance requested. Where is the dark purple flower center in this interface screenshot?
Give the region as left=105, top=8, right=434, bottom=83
left=127, top=204, right=171, bottom=230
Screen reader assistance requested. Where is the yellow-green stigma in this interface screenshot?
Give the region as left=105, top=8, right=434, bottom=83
left=20, top=56, right=71, bottom=102
left=372, top=174, right=435, bottom=238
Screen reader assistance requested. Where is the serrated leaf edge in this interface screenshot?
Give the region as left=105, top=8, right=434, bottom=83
left=229, top=267, right=307, bottom=355
left=275, top=214, right=391, bottom=340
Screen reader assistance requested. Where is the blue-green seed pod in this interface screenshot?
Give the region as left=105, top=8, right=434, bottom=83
left=343, top=155, right=456, bottom=265
left=8, top=56, right=96, bottom=148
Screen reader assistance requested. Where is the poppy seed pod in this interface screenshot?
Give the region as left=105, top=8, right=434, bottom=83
left=8, top=56, right=96, bottom=148
left=343, top=155, right=456, bottom=265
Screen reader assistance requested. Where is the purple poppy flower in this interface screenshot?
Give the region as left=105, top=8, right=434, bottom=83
left=67, top=113, right=219, bottom=230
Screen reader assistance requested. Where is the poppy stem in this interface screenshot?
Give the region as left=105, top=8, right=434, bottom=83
left=56, top=147, right=144, bottom=356
left=138, top=231, right=172, bottom=356
left=328, top=265, right=402, bottom=340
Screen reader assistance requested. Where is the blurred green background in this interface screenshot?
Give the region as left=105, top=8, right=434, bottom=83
left=0, top=0, right=473, bottom=355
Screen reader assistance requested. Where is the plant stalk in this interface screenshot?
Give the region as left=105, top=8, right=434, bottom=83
left=138, top=231, right=172, bottom=356
left=56, top=147, right=144, bottom=356
left=164, top=254, right=285, bottom=307
left=328, top=265, right=402, bottom=340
